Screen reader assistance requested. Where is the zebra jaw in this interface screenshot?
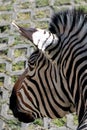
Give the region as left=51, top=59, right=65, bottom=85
left=12, top=21, right=37, bottom=43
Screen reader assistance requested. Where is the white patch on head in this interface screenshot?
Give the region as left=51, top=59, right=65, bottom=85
left=32, top=29, right=56, bottom=51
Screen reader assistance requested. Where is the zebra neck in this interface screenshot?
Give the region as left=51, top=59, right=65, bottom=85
left=44, top=37, right=62, bottom=64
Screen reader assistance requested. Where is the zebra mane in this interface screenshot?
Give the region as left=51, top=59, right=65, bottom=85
left=49, top=8, right=87, bottom=36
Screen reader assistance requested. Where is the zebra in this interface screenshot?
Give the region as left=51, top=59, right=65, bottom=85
left=10, top=9, right=87, bottom=129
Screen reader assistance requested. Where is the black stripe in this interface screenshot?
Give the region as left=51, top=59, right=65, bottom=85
left=50, top=64, right=70, bottom=111
left=18, top=91, right=40, bottom=117
left=80, top=73, right=87, bottom=87
left=24, top=80, right=39, bottom=109
left=62, top=17, right=86, bottom=55
left=65, top=32, right=87, bottom=80
left=70, top=57, right=87, bottom=96
left=51, top=43, right=61, bottom=61
left=41, top=32, right=51, bottom=49
left=78, top=124, right=87, bottom=130
left=63, top=12, right=67, bottom=33
left=59, top=70, right=72, bottom=103
left=51, top=65, right=65, bottom=103
left=82, top=85, right=87, bottom=101
left=45, top=34, right=56, bottom=51
left=38, top=58, right=61, bottom=117
left=29, top=78, right=51, bottom=117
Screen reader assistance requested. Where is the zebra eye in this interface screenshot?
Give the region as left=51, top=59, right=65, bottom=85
left=28, top=63, right=35, bottom=71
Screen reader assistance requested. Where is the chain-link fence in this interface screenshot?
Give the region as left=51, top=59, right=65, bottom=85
left=0, top=0, right=87, bottom=129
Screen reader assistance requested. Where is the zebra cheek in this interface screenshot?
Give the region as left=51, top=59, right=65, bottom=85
left=9, top=89, right=35, bottom=123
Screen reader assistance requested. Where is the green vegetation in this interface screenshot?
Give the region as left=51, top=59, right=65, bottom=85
left=0, top=37, right=8, bottom=44
left=19, top=2, right=32, bottom=9
left=17, top=12, right=31, bottom=20
left=76, top=5, right=87, bottom=12
left=0, top=116, right=21, bottom=130
left=34, top=9, right=50, bottom=19
left=13, top=35, right=24, bottom=45
left=0, top=50, right=8, bottom=57
left=12, top=61, right=26, bottom=71
left=14, top=48, right=27, bottom=58
left=36, top=0, right=49, bottom=7
left=0, top=4, right=13, bottom=11
left=13, top=35, right=31, bottom=45
left=26, top=117, right=68, bottom=128
left=2, top=0, right=15, bottom=3
left=0, top=13, right=11, bottom=22
left=11, top=75, right=19, bottom=84
left=19, top=23, right=31, bottom=28
left=28, top=124, right=35, bottom=130
left=0, top=63, right=6, bottom=73
left=54, top=0, right=71, bottom=5
left=36, top=21, right=49, bottom=29
left=5, top=119, right=21, bottom=130
left=73, top=114, right=78, bottom=125
left=33, top=119, right=43, bottom=126
left=75, top=0, right=87, bottom=4
left=0, top=77, right=4, bottom=87
left=52, top=117, right=67, bottom=127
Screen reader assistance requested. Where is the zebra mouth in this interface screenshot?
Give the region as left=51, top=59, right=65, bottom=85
left=10, top=89, right=35, bottom=123
left=16, top=111, right=35, bottom=123
left=12, top=108, right=35, bottom=123
left=12, top=22, right=37, bottom=43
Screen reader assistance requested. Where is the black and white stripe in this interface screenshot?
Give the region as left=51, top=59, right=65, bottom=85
left=10, top=9, right=87, bottom=129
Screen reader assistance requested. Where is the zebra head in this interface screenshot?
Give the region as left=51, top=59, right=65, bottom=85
left=12, top=22, right=58, bottom=52
left=10, top=9, right=87, bottom=129
left=10, top=68, right=36, bottom=123
left=10, top=49, right=62, bottom=123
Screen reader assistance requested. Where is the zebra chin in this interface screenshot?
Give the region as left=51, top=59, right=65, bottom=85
left=9, top=89, right=35, bottom=123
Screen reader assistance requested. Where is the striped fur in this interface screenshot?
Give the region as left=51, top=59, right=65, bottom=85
left=10, top=9, right=87, bottom=129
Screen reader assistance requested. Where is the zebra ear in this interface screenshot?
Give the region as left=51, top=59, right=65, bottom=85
left=12, top=22, right=37, bottom=44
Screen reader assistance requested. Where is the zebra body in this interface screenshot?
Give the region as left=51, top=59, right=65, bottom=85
left=10, top=9, right=87, bottom=129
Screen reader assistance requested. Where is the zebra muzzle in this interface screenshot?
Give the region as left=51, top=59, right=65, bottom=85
left=10, top=89, right=35, bottom=123
left=12, top=21, right=37, bottom=43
